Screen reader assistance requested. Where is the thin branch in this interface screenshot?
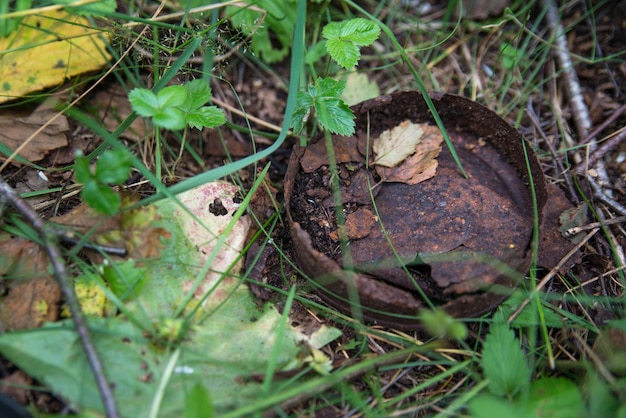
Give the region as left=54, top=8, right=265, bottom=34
left=566, top=215, right=626, bottom=236
left=588, top=176, right=626, bottom=216
left=543, top=1, right=612, bottom=191
left=0, top=177, right=120, bottom=418
left=576, top=128, right=626, bottom=176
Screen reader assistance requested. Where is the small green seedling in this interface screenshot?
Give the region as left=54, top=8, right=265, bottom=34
left=75, top=149, right=132, bottom=215
left=291, top=18, right=380, bottom=136
left=291, top=77, right=355, bottom=136
left=128, top=79, right=226, bottom=131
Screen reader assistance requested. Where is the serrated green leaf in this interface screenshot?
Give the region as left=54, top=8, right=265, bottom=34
left=95, top=150, right=132, bottom=185
left=289, top=91, right=313, bottom=134
left=157, top=85, right=188, bottom=108
left=186, top=106, right=226, bottom=130
left=80, top=181, right=120, bottom=216
left=128, top=88, right=159, bottom=117
left=314, top=77, right=346, bottom=97
left=519, top=377, right=585, bottom=418
left=314, top=95, right=355, bottom=136
left=482, top=321, right=530, bottom=397
left=152, top=108, right=187, bottom=130
left=291, top=79, right=355, bottom=135
left=311, top=78, right=355, bottom=135
left=325, top=39, right=360, bottom=69
left=129, top=85, right=188, bottom=129
left=323, top=18, right=380, bottom=68
left=183, top=79, right=213, bottom=111
left=323, top=18, right=380, bottom=46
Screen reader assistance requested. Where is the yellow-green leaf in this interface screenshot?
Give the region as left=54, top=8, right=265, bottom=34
left=0, top=9, right=111, bottom=103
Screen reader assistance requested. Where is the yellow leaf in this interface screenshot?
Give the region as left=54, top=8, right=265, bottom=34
left=374, top=121, right=444, bottom=185
left=0, top=10, right=111, bottom=103
left=373, top=119, right=424, bottom=167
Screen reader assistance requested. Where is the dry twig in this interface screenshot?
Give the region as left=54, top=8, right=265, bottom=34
left=543, top=1, right=612, bottom=191
left=0, top=177, right=120, bottom=418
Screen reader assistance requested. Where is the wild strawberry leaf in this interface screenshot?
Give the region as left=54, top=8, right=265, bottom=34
left=290, top=77, right=355, bottom=136
left=323, top=18, right=380, bottom=68
left=186, top=106, right=227, bottom=130
left=482, top=321, right=531, bottom=397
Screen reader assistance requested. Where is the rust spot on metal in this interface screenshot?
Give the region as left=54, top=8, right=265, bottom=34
left=285, top=91, right=547, bottom=329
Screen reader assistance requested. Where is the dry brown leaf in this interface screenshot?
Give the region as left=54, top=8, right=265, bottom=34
left=375, top=123, right=443, bottom=184
left=373, top=120, right=424, bottom=168
left=0, top=100, right=69, bottom=163
left=0, top=234, right=61, bottom=331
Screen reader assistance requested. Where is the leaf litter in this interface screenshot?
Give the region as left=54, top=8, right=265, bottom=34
left=372, top=120, right=444, bottom=184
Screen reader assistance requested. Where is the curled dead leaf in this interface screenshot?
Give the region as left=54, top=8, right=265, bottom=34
left=373, top=122, right=443, bottom=185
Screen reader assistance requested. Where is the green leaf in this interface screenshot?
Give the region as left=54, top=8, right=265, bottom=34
left=183, top=79, right=213, bottom=111
left=482, top=321, right=531, bottom=397
left=314, top=96, right=355, bottom=136
left=102, top=261, right=147, bottom=301
left=325, top=38, right=360, bottom=69
left=157, top=85, right=188, bottom=109
left=185, top=382, right=215, bottom=418
left=225, top=0, right=296, bottom=63
left=80, top=181, right=120, bottom=216
left=290, top=78, right=355, bottom=136
left=501, top=290, right=564, bottom=329
left=323, top=18, right=380, bottom=68
left=95, top=149, right=132, bottom=185
left=128, top=88, right=159, bottom=117
left=74, top=153, right=93, bottom=184
left=311, top=78, right=355, bottom=136
left=152, top=107, right=187, bottom=130
left=520, top=377, right=585, bottom=418
left=305, top=40, right=327, bottom=65
left=585, top=372, right=621, bottom=418
left=469, top=394, right=523, bottom=418
left=129, top=85, right=188, bottom=129
left=289, top=91, right=314, bottom=134
left=185, top=106, right=226, bottom=130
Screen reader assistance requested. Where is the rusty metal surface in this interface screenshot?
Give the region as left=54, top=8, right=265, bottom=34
left=285, top=91, right=547, bottom=329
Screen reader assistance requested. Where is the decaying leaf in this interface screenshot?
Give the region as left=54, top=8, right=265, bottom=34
left=0, top=9, right=111, bottom=104
left=373, top=120, right=424, bottom=167
left=374, top=122, right=443, bottom=184
left=0, top=100, right=69, bottom=163
left=0, top=234, right=61, bottom=331
left=340, top=72, right=380, bottom=106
